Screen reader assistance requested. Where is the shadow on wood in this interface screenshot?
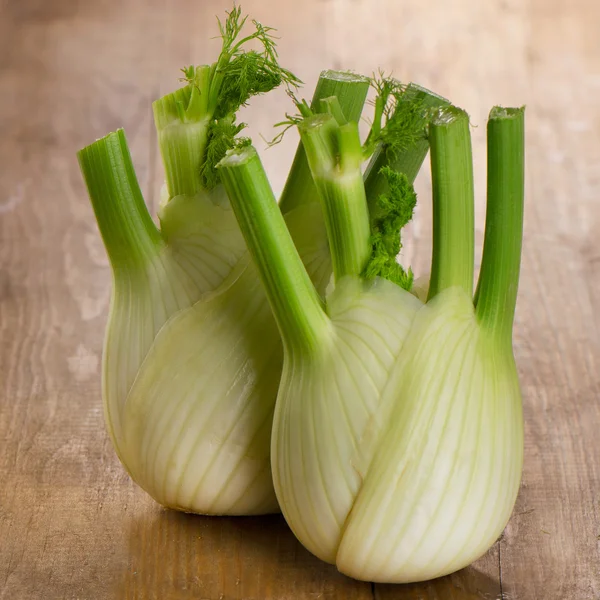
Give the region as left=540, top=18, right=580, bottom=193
left=375, top=563, right=501, bottom=599
left=121, top=503, right=501, bottom=600
left=122, top=507, right=372, bottom=600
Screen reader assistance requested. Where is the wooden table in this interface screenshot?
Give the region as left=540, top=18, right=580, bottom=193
left=1, top=0, right=598, bottom=598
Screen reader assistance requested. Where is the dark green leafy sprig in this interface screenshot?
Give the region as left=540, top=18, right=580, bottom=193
left=267, top=91, right=312, bottom=146
left=198, top=6, right=301, bottom=188
left=201, top=118, right=251, bottom=189
left=362, top=74, right=429, bottom=160
left=269, top=73, right=429, bottom=163
left=268, top=73, right=428, bottom=290
left=210, top=5, right=301, bottom=116
left=362, top=167, right=416, bottom=290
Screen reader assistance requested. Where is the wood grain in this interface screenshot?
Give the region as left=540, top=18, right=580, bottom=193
left=0, top=0, right=598, bottom=599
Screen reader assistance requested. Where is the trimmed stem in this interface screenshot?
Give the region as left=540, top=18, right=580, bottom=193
left=78, top=129, right=163, bottom=271
left=300, top=117, right=371, bottom=280
left=153, top=66, right=212, bottom=199
left=218, top=146, right=329, bottom=356
left=475, top=107, right=525, bottom=344
left=278, top=70, right=370, bottom=214
left=364, top=83, right=450, bottom=206
left=427, top=107, right=475, bottom=301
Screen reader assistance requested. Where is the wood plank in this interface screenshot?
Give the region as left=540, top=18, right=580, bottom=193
left=497, top=0, right=600, bottom=598
left=123, top=506, right=371, bottom=600
left=0, top=0, right=598, bottom=598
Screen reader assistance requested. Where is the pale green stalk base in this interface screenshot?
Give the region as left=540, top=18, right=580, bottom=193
left=272, top=286, right=523, bottom=578
left=98, top=184, right=246, bottom=465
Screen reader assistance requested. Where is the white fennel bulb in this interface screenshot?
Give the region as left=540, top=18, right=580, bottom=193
left=220, top=104, right=525, bottom=580
left=78, top=7, right=303, bottom=514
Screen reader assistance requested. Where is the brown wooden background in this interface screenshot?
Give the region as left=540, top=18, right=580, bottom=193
left=0, top=0, right=599, bottom=598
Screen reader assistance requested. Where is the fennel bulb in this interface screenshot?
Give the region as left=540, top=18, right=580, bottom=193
left=78, top=6, right=301, bottom=514
left=219, top=104, right=525, bottom=580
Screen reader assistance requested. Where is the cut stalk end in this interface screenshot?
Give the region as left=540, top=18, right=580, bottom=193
left=78, top=129, right=163, bottom=272
left=475, top=106, right=525, bottom=344
left=299, top=116, right=371, bottom=281
left=152, top=68, right=213, bottom=199
left=218, top=146, right=329, bottom=357
left=427, top=106, right=475, bottom=302
left=278, top=70, right=370, bottom=214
